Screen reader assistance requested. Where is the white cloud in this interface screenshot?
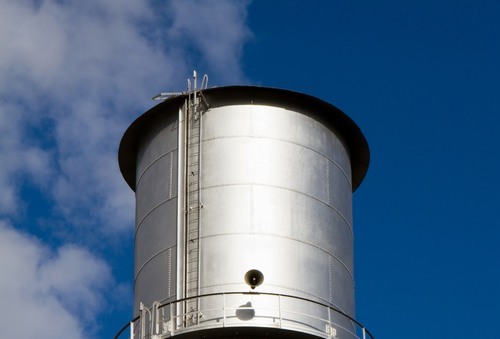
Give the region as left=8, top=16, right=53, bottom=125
left=0, top=0, right=251, bottom=336
left=0, top=220, right=113, bottom=338
left=166, top=0, right=252, bottom=84
left=0, top=0, right=251, bottom=235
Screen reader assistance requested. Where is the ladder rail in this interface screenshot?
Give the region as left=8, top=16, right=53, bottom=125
left=184, top=85, right=204, bottom=326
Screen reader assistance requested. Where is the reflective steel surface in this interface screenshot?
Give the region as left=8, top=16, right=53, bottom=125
left=133, top=110, right=179, bottom=313
left=199, top=105, right=354, bottom=315
left=118, top=86, right=370, bottom=338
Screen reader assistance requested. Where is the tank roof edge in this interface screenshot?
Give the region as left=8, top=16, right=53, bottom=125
left=118, top=86, right=370, bottom=191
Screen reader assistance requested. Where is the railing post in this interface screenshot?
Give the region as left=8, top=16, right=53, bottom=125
left=130, top=321, right=134, bottom=339
left=140, top=303, right=146, bottom=339
left=327, top=305, right=331, bottom=336
left=362, top=327, right=366, bottom=339
left=150, top=304, right=154, bottom=337
left=154, top=302, right=159, bottom=335
left=278, top=294, right=282, bottom=329
left=222, top=293, right=226, bottom=326
left=170, top=302, right=175, bottom=335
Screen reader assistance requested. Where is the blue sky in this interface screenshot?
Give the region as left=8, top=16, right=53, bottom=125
left=1, top=1, right=499, bottom=338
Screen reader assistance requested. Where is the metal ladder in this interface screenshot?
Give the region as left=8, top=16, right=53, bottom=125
left=185, top=90, right=202, bottom=324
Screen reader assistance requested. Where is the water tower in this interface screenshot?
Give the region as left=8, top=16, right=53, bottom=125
left=115, top=78, right=372, bottom=338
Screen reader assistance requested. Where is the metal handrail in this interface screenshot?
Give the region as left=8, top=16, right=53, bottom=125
left=114, top=291, right=374, bottom=339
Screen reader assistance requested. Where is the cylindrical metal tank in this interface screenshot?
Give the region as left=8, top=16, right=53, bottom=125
left=118, top=86, right=370, bottom=339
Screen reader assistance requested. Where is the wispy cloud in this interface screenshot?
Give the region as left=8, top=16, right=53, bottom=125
left=0, top=0, right=251, bottom=337
left=0, top=0, right=167, bottom=232
left=0, top=220, right=112, bottom=338
left=166, top=0, right=252, bottom=84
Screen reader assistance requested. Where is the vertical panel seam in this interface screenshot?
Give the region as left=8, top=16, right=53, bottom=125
left=326, top=158, right=331, bottom=205
left=329, top=255, right=333, bottom=303
left=168, top=152, right=173, bottom=199
left=167, top=247, right=171, bottom=298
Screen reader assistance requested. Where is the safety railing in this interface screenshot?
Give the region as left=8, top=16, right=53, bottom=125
left=114, top=292, right=373, bottom=339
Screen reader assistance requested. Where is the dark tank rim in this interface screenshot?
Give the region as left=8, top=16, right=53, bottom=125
left=118, top=86, right=369, bottom=192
